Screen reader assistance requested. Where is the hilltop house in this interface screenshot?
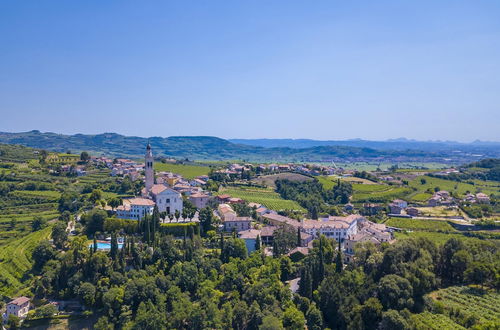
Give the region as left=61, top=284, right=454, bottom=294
left=3, top=297, right=30, bottom=322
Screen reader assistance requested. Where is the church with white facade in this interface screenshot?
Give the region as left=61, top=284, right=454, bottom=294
left=141, top=142, right=183, bottom=215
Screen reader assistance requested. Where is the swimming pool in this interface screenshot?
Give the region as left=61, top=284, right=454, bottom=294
left=90, top=242, right=124, bottom=250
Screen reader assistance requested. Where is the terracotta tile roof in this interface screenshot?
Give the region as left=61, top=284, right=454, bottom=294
left=126, top=198, right=155, bottom=206
left=9, top=297, right=30, bottom=306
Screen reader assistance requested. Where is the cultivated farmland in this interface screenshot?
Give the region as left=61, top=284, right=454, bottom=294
left=218, top=186, right=305, bottom=211
left=154, top=163, right=210, bottom=179
left=429, top=286, right=500, bottom=326
left=0, top=226, right=52, bottom=296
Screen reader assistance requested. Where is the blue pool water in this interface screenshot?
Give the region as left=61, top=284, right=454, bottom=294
left=90, top=242, right=124, bottom=250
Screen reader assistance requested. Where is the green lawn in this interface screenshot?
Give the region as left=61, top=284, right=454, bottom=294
left=154, top=163, right=210, bottom=179
left=218, top=187, right=305, bottom=211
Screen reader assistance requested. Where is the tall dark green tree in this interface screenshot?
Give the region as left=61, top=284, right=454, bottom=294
left=336, top=240, right=343, bottom=273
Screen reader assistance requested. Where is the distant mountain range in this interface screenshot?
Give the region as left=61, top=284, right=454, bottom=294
left=0, top=131, right=498, bottom=163
left=229, top=138, right=500, bottom=151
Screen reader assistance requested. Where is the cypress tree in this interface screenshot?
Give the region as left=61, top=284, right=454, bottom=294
left=220, top=232, right=225, bottom=259
left=110, top=232, right=118, bottom=261
left=318, top=236, right=325, bottom=282
left=255, top=235, right=262, bottom=251
left=297, top=227, right=302, bottom=247
left=336, top=240, right=343, bottom=273
left=93, top=236, right=98, bottom=253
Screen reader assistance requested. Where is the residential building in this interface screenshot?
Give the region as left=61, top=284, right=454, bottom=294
left=300, top=215, right=362, bottom=241
left=189, top=193, right=211, bottom=209
left=3, top=297, right=30, bottom=321
left=224, top=216, right=252, bottom=232
left=476, top=193, right=490, bottom=204
left=406, top=207, right=419, bottom=217
left=218, top=203, right=237, bottom=221
left=116, top=198, right=155, bottom=220
left=344, top=221, right=393, bottom=263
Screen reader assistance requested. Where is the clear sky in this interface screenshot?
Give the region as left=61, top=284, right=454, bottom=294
left=1, top=1, right=499, bottom=142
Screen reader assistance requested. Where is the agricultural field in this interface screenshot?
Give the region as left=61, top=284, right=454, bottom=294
left=351, top=185, right=413, bottom=203
left=394, top=231, right=482, bottom=245
left=385, top=218, right=456, bottom=232
left=411, top=312, right=465, bottom=330
left=154, top=162, right=210, bottom=179
left=415, top=206, right=463, bottom=218
left=0, top=226, right=52, bottom=297
left=218, top=186, right=305, bottom=211
left=409, top=176, right=500, bottom=197
left=11, top=190, right=62, bottom=200
left=428, top=286, right=500, bottom=327
left=252, top=172, right=312, bottom=188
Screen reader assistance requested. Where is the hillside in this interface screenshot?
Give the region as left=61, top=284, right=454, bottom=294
left=0, top=131, right=496, bottom=163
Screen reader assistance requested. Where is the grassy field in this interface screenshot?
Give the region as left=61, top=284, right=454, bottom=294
left=385, top=218, right=456, bottom=231
left=154, top=163, right=210, bottom=179
left=0, top=226, right=52, bottom=297
left=252, top=172, right=312, bottom=188
left=428, top=286, right=500, bottom=326
left=218, top=186, right=305, bottom=211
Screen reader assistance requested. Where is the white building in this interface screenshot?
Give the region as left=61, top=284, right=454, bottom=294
left=148, top=184, right=183, bottom=215
left=116, top=198, right=155, bottom=220
left=3, top=297, right=30, bottom=321
left=300, top=215, right=363, bottom=241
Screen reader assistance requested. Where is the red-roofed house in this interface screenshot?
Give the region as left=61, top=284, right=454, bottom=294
left=3, top=296, right=30, bottom=321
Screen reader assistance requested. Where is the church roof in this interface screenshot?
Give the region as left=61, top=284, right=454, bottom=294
left=150, top=184, right=179, bottom=196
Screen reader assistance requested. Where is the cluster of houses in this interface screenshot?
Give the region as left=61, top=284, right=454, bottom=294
left=464, top=192, right=491, bottom=204
left=214, top=199, right=394, bottom=262
left=217, top=163, right=341, bottom=176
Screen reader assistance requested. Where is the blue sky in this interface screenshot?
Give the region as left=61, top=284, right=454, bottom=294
left=1, top=1, right=499, bottom=141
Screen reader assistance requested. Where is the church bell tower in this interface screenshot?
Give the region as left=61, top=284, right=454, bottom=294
left=145, top=142, right=154, bottom=192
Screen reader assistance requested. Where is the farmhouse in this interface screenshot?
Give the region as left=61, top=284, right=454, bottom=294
left=3, top=297, right=30, bottom=321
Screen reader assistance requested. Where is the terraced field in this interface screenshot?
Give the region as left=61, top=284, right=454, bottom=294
left=385, top=218, right=456, bottom=231
left=429, top=286, right=500, bottom=326
left=0, top=226, right=52, bottom=297
left=218, top=187, right=305, bottom=211
left=351, top=184, right=413, bottom=203
left=411, top=312, right=465, bottom=330
left=154, top=163, right=210, bottom=179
